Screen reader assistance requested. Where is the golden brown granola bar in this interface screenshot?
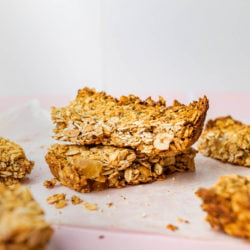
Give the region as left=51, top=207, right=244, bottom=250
left=197, top=116, right=250, bottom=167
left=0, top=183, right=53, bottom=249
left=0, top=137, right=34, bottom=185
left=196, top=175, right=250, bottom=239
left=51, top=88, right=208, bottom=157
left=45, top=144, right=196, bottom=193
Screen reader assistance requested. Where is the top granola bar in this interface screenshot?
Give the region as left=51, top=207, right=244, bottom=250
left=51, top=88, right=208, bottom=156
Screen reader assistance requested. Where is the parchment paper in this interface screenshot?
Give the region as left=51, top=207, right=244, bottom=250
left=0, top=100, right=249, bottom=244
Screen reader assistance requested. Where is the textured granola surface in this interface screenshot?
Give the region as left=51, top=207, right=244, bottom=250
left=196, top=175, right=250, bottom=239
left=0, top=137, right=34, bottom=184
left=0, top=183, right=53, bottom=249
left=45, top=144, right=196, bottom=193
left=197, top=116, right=250, bottom=166
left=51, top=88, right=208, bottom=156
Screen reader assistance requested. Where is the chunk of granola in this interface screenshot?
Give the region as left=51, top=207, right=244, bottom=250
left=196, top=174, right=250, bottom=239
left=51, top=88, right=208, bottom=157
left=0, top=137, right=34, bottom=185
left=197, top=116, right=250, bottom=166
left=45, top=144, right=196, bottom=193
left=0, top=183, right=53, bottom=249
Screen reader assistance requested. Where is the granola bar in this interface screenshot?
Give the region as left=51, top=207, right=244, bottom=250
left=197, top=116, right=250, bottom=167
left=51, top=88, right=208, bottom=156
left=196, top=175, right=250, bottom=239
left=0, top=137, right=34, bottom=185
left=0, top=183, right=53, bottom=249
left=45, top=144, right=196, bottom=193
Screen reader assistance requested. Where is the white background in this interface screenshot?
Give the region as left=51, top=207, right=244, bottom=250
left=0, top=0, right=250, bottom=96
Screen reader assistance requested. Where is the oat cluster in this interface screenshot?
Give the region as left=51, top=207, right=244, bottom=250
left=46, top=88, right=208, bottom=192
left=46, top=193, right=67, bottom=209
left=198, top=116, right=250, bottom=167
left=0, top=137, right=34, bottom=185
left=196, top=174, right=250, bottom=239
left=0, top=183, right=53, bottom=249
left=51, top=87, right=208, bottom=156
left=45, top=144, right=196, bottom=193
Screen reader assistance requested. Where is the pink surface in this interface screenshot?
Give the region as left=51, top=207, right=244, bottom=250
left=0, top=93, right=250, bottom=250
left=49, top=224, right=250, bottom=250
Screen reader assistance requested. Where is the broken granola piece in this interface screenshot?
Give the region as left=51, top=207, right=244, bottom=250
left=197, top=116, right=250, bottom=166
left=46, top=193, right=67, bottom=209
left=71, top=195, right=83, bottom=205
left=0, top=183, right=53, bottom=249
left=45, top=144, right=196, bottom=193
left=196, top=174, right=250, bottom=239
left=0, top=137, right=34, bottom=184
left=43, top=178, right=57, bottom=189
left=51, top=88, right=208, bottom=156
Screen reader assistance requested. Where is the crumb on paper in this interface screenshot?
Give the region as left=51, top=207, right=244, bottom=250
left=46, top=193, right=67, bottom=209
left=83, top=202, right=98, bottom=211
left=177, top=218, right=189, bottom=224
left=71, top=195, right=83, bottom=205
left=172, top=177, right=176, bottom=181
left=99, top=235, right=105, bottom=239
left=120, top=195, right=127, bottom=200
left=166, top=224, right=179, bottom=231
left=141, top=212, right=147, bottom=218
left=43, top=178, right=57, bottom=189
left=106, top=202, right=113, bottom=208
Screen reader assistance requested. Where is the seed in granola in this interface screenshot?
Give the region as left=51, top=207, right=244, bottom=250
left=63, top=129, right=80, bottom=137
left=153, top=133, right=174, bottom=150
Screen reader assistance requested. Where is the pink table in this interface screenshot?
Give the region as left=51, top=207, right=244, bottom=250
left=0, top=93, right=249, bottom=250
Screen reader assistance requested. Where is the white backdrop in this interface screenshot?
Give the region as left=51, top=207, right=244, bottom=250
left=0, top=0, right=250, bottom=96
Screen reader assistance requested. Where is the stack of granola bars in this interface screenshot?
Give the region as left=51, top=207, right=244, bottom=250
left=46, top=88, right=209, bottom=192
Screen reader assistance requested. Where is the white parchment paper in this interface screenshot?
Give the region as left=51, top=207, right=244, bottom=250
left=0, top=100, right=249, bottom=244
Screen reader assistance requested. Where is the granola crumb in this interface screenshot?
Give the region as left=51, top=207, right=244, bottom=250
left=106, top=202, right=113, bottom=208
left=46, top=193, right=67, bottom=209
left=177, top=217, right=189, bottom=224
left=166, top=224, right=179, bottom=231
left=43, top=178, right=57, bottom=189
left=71, top=195, right=83, bottom=205
left=177, top=217, right=183, bottom=223
left=83, top=202, right=98, bottom=211
left=141, top=212, right=147, bottom=218
left=55, top=199, right=67, bottom=209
